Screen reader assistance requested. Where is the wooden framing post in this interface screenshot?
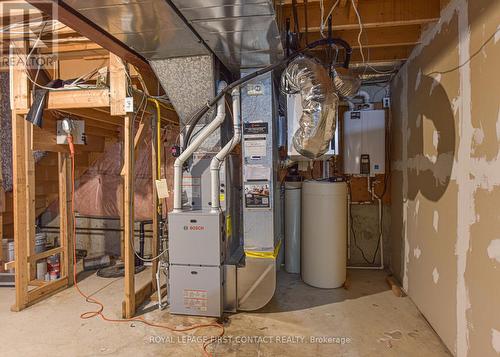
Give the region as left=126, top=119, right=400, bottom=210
left=123, top=114, right=135, bottom=318
left=25, top=121, right=36, bottom=281
left=109, top=53, right=127, bottom=116
left=10, top=41, right=30, bottom=311
left=11, top=112, right=29, bottom=311
left=151, top=116, right=159, bottom=292
left=58, top=153, right=74, bottom=286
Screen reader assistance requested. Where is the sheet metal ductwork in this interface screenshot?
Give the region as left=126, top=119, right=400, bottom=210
left=281, top=56, right=339, bottom=160
left=61, top=0, right=283, bottom=72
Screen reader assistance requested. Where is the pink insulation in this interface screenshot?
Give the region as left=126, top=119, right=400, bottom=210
left=74, top=123, right=178, bottom=220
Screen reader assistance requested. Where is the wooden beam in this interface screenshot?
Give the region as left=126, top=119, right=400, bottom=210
left=26, top=1, right=152, bottom=73
left=29, top=279, right=48, bottom=287
left=41, top=42, right=102, bottom=54
left=11, top=112, right=29, bottom=311
left=286, top=0, right=440, bottom=31
left=45, top=89, right=110, bottom=110
left=58, top=153, right=74, bottom=286
left=109, top=53, right=127, bottom=116
left=4, top=260, right=15, bottom=271
left=312, top=44, right=414, bottom=63
left=306, top=25, right=422, bottom=48
left=348, top=0, right=358, bottom=23
left=123, top=114, right=135, bottom=318
left=27, top=277, right=68, bottom=304
left=27, top=246, right=64, bottom=264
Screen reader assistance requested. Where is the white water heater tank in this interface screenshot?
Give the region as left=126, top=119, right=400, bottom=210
left=343, top=109, right=385, bottom=176
left=301, top=181, right=347, bottom=288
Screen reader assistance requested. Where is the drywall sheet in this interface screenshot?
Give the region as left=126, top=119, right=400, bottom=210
left=390, top=0, right=500, bottom=355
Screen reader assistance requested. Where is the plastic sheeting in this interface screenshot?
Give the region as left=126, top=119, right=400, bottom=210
left=281, top=56, right=339, bottom=159
left=74, top=123, right=179, bottom=220
left=0, top=73, right=12, bottom=193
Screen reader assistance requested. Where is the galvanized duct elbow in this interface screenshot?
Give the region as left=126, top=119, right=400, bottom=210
left=281, top=56, right=339, bottom=159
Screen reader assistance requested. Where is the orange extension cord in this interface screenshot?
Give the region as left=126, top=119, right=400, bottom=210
left=66, top=135, right=224, bottom=356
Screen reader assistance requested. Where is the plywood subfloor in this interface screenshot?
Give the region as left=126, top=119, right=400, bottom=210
left=0, top=269, right=450, bottom=356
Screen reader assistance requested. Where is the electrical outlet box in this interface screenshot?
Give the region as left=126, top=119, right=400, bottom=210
left=56, top=120, right=85, bottom=145
left=124, top=97, right=134, bottom=112
left=383, top=97, right=391, bottom=108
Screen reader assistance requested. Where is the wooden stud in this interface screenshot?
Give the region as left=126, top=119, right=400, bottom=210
left=9, top=43, right=29, bottom=111
left=120, top=119, right=148, bottom=176
left=109, top=53, right=127, bottom=116
left=25, top=121, right=36, bottom=281
left=0, top=155, right=4, bottom=242
left=122, top=281, right=153, bottom=318
left=123, top=114, right=135, bottom=318
left=58, top=153, right=74, bottom=286
left=151, top=117, right=159, bottom=292
left=11, top=112, right=29, bottom=311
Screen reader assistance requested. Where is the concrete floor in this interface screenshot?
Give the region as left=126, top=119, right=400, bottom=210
left=0, top=269, right=451, bottom=357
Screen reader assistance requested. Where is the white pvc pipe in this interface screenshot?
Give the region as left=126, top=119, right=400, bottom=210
left=210, top=88, right=241, bottom=213
left=348, top=89, right=371, bottom=110
left=173, top=82, right=227, bottom=212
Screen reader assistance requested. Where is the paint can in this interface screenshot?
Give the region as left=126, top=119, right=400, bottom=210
left=49, top=271, right=59, bottom=281
left=35, top=233, right=47, bottom=254
left=47, top=254, right=60, bottom=280
left=2, top=240, right=15, bottom=273
left=36, top=260, right=47, bottom=280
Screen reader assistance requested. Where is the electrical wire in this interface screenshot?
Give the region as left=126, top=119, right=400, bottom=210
left=321, top=0, right=341, bottom=37
left=349, top=0, right=400, bottom=76
left=319, top=0, right=325, bottom=38
left=350, top=0, right=365, bottom=70
left=426, top=26, right=500, bottom=76
left=68, top=146, right=224, bottom=357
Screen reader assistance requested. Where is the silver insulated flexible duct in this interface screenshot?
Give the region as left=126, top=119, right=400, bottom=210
left=281, top=56, right=339, bottom=159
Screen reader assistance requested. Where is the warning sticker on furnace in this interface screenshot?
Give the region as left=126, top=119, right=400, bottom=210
left=183, top=289, right=208, bottom=311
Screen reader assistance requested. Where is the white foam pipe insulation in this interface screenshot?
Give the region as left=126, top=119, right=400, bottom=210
left=210, top=88, right=241, bottom=213
left=173, top=82, right=227, bottom=212
left=348, top=90, right=371, bottom=110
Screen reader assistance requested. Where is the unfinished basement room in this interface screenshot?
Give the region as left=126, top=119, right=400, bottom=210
left=0, top=0, right=498, bottom=356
